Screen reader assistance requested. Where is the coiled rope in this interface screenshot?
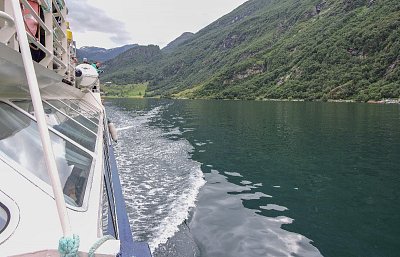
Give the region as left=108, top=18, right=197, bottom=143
left=58, top=234, right=80, bottom=257
left=58, top=234, right=115, bottom=257
left=88, top=235, right=115, bottom=257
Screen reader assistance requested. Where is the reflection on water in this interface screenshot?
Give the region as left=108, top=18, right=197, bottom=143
left=190, top=169, right=322, bottom=257
left=106, top=98, right=400, bottom=257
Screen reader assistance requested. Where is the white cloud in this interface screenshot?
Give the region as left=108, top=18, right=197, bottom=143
left=67, top=0, right=132, bottom=45
left=67, top=0, right=249, bottom=48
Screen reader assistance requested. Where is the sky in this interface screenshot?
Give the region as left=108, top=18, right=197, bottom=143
left=67, top=0, right=248, bottom=49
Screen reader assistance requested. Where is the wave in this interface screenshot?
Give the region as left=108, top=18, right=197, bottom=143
left=105, top=103, right=205, bottom=252
left=116, top=125, right=134, bottom=131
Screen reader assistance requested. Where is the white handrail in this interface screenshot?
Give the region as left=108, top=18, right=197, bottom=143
left=0, top=11, right=16, bottom=44
left=52, top=15, right=66, bottom=38
left=53, top=38, right=66, bottom=53
left=2, top=0, right=74, bottom=80
left=53, top=55, right=67, bottom=69
left=37, top=0, right=51, bottom=12
left=52, top=0, right=64, bottom=21
left=26, top=33, right=52, bottom=56
left=9, top=0, right=72, bottom=237
left=20, top=0, right=51, bottom=34
left=58, top=0, right=66, bottom=9
left=0, top=10, right=14, bottom=24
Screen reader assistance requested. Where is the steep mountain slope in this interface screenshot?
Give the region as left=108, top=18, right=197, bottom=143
left=103, top=0, right=400, bottom=101
left=101, top=45, right=162, bottom=83
left=162, top=32, right=195, bottom=53
left=76, top=44, right=138, bottom=62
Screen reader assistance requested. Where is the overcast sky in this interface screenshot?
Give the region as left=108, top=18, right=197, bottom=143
left=67, top=0, right=248, bottom=49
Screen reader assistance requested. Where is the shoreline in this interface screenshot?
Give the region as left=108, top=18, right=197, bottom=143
left=101, top=95, right=400, bottom=104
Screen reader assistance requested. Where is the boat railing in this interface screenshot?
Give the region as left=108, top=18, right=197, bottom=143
left=0, top=9, right=15, bottom=43
left=103, top=116, right=152, bottom=257
left=5, top=0, right=73, bottom=238
left=0, top=0, right=76, bottom=84
left=103, top=119, right=119, bottom=238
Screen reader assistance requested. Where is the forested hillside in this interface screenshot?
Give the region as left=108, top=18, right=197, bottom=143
left=76, top=44, right=137, bottom=62
left=162, top=32, right=195, bottom=53
left=102, top=0, right=400, bottom=101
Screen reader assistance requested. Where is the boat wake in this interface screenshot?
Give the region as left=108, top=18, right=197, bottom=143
left=105, top=103, right=205, bottom=253
left=116, top=125, right=134, bottom=131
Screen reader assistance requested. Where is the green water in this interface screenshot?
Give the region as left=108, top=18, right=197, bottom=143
left=162, top=99, right=400, bottom=256
left=175, top=100, right=400, bottom=257
left=108, top=98, right=400, bottom=257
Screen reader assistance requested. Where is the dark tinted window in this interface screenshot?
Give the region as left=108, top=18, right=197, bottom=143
left=0, top=102, right=93, bottom=207
left=12, top=100, right=97, bottom=152
left=0, top=202, right=10, bottom=233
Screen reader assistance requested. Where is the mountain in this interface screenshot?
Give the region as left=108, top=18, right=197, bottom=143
left=102, top=0, right=400, bottom=101
left=162, top=32, right=195, bottom=53
left=76, top=44, right=138, bottom=62
left=101, top=45, right=162, bottom=83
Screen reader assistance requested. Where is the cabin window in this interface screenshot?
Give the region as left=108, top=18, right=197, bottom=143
left=0, top=102, right=93, bottom=207
left=0, top=202, right=10, bottom=234
left=65, top=99, right=100, bottom=123
left=12, top=100, right=97, bottom=152
left=47, top=100, right=99, bottom=133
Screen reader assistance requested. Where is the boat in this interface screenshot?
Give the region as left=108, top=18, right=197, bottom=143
left=0, top=0, right=152, bottom=256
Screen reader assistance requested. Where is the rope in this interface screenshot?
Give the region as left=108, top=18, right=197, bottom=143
left=88, top=235, right=115, bottom=257
left=58, top=234, right=80, bottom=257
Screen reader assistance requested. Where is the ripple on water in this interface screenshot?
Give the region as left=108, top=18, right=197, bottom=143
left=189, top=170, right=322, bottom=257
left=106, top=105, right=205, bottom=252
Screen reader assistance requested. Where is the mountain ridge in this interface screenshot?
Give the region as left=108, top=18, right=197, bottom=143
left=162, top=32, right=195, bottom=53
left=76, top=44, right=138, bottom=62
left=102, top=0, right=400, bottom=101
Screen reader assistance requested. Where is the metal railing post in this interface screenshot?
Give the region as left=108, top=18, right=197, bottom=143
left=9, top=0, right=72, bottom=237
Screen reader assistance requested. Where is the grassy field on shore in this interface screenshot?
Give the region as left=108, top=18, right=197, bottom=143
left=101, top=83, right=147, bottom=98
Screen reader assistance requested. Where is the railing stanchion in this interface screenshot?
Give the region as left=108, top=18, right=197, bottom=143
left=9, top=0, right=72, bottom=237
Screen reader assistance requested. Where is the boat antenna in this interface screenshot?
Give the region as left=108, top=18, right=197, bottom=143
left=10, top=0, right=72, bottom=237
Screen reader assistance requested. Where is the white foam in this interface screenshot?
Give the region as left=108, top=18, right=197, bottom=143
left=240, top=191, right=272, bottom=200
left=149, top=167, right=205, bottom=250
left=116, top=125, right=134, bottom=131
left=240, top=180, right=253, bottom=185
left=224, top=171, right=243, bottom=177
left=260, top=204, right=289, bottom=211
left=106, top=104, right=206, bottom=253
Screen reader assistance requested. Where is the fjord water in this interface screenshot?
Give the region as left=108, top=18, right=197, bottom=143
left=105, top=98, right=400, bottom=257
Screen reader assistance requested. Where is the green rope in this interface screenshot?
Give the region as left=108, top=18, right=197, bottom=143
left=88, top=235, right=115, bottom=257
left=58, top=234, right=80, bottom=257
